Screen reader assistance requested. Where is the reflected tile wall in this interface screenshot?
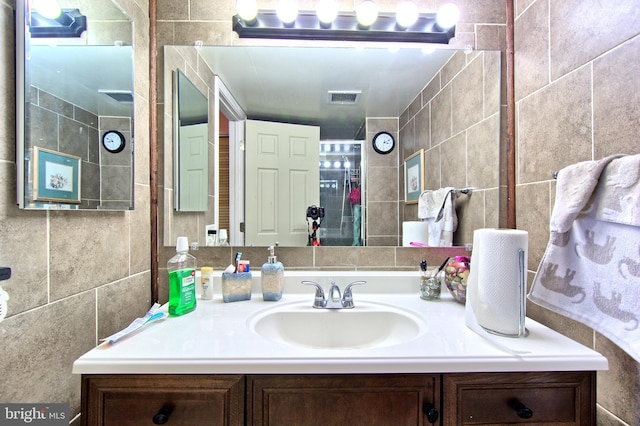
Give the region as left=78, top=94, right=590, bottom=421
left=400, top=50, right=502, bottom=246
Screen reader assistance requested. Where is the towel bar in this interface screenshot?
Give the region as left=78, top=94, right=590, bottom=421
left=420, top=187, right=472, bottom=196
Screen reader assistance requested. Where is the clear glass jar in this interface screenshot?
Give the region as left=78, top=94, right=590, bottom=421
left=420, top=271, right=441, bottom=301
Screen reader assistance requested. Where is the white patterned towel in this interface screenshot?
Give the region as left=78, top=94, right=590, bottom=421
left=418, top=188, right=458, bottom=246
left=529, top=154, right=640, bottom=362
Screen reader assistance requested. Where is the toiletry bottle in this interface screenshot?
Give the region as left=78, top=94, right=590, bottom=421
left=200, top=267, right=214, bottom=300
left=206, top=229, right=217, bottom=247
left=261, top=245, right=284, bottom=301
left=167, top=236, right=197, bottom=316
left=218, top=229, right=229, bottom=246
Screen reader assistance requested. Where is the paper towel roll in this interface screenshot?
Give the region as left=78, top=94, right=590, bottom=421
left=467, top=228, right=528, bottom=337
left=402, top=221, right=429, bottom=247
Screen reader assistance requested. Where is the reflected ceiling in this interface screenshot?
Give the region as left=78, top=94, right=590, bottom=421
left=198, top=46, right=454, bottom=139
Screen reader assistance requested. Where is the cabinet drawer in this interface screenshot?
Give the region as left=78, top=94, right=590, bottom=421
left=443, top=372, right=595, bottom=425
left=82, top=374, right=244, bottom=426
left=247, top=374, right=440, bottom=426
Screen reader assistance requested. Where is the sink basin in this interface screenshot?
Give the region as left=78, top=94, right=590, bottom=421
left=248, top=301, right=426, bottom=350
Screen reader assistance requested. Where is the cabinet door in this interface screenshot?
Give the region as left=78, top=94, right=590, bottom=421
left=442, top=371, right=595, bottom=425
left=247, top=374, right=441, bottom=426
left=82, top=374, right=244, bottom=426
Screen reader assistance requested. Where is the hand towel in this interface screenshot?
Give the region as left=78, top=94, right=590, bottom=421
left=418, top=190, right=438, bottom=220
left=418, top=188, right=458, bottom=246
left=529, top=154, right=640, bottom=363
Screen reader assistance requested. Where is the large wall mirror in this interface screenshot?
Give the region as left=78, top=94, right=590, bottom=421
left=16, top=0, right=134, bottom=210
left=163, top=44, right=500, bottom=247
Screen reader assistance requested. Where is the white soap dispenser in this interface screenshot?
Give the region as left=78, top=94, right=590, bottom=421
left=261, top=245, right=284, bottom=301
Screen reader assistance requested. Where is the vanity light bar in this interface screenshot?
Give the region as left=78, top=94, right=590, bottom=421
left=30, top=9, right=87, bottom=38
left=232, top=11, right=455, bottom=44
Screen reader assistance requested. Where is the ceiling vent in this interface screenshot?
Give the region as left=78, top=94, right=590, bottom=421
left=328, top=90, right=361, bottom=105
left=99, top=90, right=133, bottom=103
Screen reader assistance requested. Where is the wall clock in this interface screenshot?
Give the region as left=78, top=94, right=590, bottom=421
left=102, top=130, right=126, bottom=154
left=372, top=131, right=395, bottom=154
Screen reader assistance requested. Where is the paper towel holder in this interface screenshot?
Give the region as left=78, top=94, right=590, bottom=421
left=481, top=248, right=528, bottom=338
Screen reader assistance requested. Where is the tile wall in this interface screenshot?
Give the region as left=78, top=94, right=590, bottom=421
left=514, top=0, right=640, bottom=424
left=1, top=0, right=636, bottom=424
left=0, top=0, right=150, bottom=422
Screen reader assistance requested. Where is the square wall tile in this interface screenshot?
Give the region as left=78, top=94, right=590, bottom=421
left=593, top=36, right=640, bottom=158
left=517, top=66, right=592, bottom=183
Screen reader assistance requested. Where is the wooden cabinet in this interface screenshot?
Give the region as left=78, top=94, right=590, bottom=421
left=247, top=374, right=440, bottom=425
left=81, top=371, right=595, bottom=425
left=81, top=374, right=244, bottom=426
left=442, top=371, right=596, bottom=425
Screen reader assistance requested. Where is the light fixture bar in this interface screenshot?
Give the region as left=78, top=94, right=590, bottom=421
left=232, top=10, right=455, bottom=44
left=30, top=8, right=87, bottom=38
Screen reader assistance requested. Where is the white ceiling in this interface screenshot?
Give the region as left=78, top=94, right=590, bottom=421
left=29, top=45, right=134, bottom=118
left=198, top=46, right=456, bottom=139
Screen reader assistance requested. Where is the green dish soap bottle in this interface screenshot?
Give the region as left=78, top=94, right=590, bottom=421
left=168, top=236, right=197, bottom=316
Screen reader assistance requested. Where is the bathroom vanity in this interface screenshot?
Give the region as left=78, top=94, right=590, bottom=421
left=73, top=272, right=607, bottom=425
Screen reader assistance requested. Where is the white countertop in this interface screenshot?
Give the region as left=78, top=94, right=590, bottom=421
left=73, top=271, right=608, bottom=375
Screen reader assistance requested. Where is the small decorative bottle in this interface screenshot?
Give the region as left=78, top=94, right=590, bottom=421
left=261, top=246, right=284, bottom=301
left=200, top=267, right=214, bottom=300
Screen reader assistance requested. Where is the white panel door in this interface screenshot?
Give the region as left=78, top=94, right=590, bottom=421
left=245, top=120, right=319, bottom=246
left=178, top=123, right=208, bottom=211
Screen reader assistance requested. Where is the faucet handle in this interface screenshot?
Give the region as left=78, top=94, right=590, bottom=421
left=301, top=281, right=326, bottom=308
left=341, top=280, right=366, bottom=309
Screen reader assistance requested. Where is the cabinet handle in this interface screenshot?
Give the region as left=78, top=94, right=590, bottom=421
left=152, top=406, right=173, bottom=424
left=423, top=402, right=439, bottom=423
left=508, top=399, right=533, bottom=419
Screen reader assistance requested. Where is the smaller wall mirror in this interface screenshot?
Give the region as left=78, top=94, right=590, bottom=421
left=16, top=0, right=134, bottom=211
left=173, top=69, right=209, bottom=212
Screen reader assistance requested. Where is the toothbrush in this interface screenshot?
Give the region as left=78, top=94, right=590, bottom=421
left=436, top=257, right=450, bottom=274
left=410, top=242, right=428, bottom=247
left=101, top=303, right=167, bottom=344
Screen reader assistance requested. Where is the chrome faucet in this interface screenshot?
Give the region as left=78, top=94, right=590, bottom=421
left=301, top=280, right=366, bottom=309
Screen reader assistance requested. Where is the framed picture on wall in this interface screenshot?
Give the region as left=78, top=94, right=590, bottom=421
left=33, top=147, right=81, bottom=204
left=404, top=149, right=424, bottom=204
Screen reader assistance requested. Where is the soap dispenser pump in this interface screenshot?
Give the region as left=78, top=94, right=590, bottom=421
left=261, top=245, right=284, bottom=301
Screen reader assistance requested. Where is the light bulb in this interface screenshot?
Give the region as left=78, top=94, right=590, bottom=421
left=333, top=161, right=341, bottom=168
left=33, top=0, right=62, bottom=19
left=236, top=0, right=258, bottom=21
left=276, top=0, right=298, bottom=25
left=316, top=0, right=339, bottom=26
left=436, top=3, right=460, bottom=29
left=396, top=1, right=419, bottom=28
left=344, top=160, right=351, bottom=168
left=323, top=161, right=331, bottom=168
left=356, top=0, right=378, bottom=27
